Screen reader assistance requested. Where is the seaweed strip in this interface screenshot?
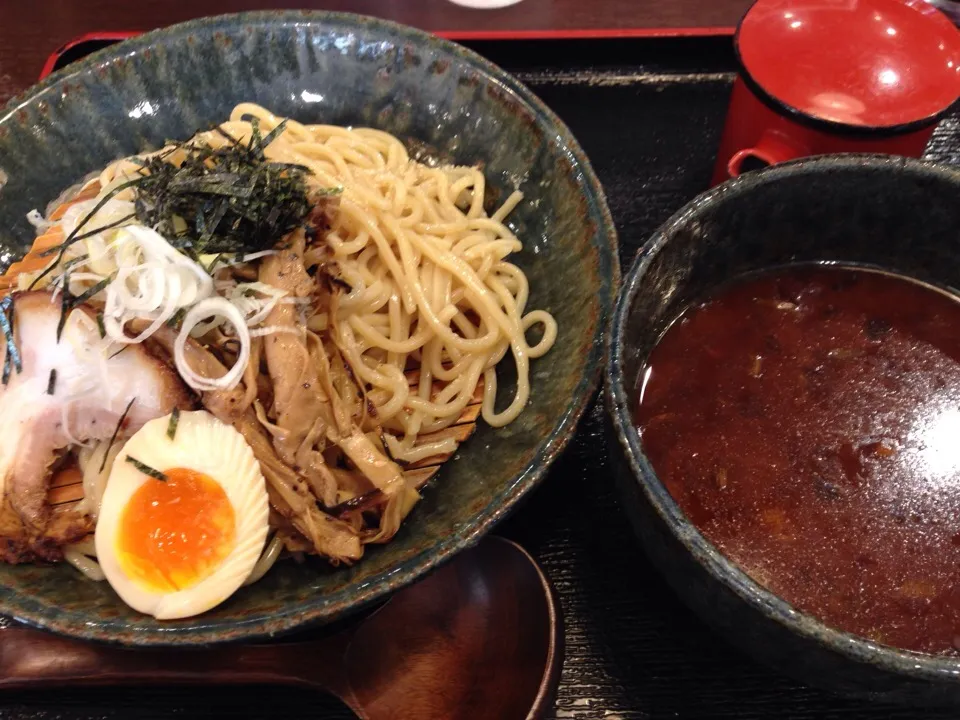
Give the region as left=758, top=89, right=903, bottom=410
left=100, top=397, right=135, bottom=473
left=125, top=456, right=168, bottom=481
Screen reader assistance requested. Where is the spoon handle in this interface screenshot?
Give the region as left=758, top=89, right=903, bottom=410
left=0, top=537, right=560, bottom=720
left=0, top=624, right=353, bottom=698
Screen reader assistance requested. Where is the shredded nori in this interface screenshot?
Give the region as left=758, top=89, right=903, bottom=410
left=46, top=368, right=57, bottom=396
left=125, top=455, right=168, bottom=482
left=37, top=214, right=136, bottom=258
left=60, top=253, right=91, bottom=272
left=53, top=268, right=114, bottom=346
left=70, top=274, right=114, bottom=307
left=55, top=274, right=72, bottom=342
left=29, top=178, right=143, bottom=291
left=31, top=122, right=316, bottom=293
left=95, top=312, right=106, bottom=339
left=54, top=271, right=113, bottom=344
left=131, top=119, right=314, bottom=256
left=27, top=120, right=345, bottom=328
left=166, top=406, right=180, bottom=441
left=101, top=397, right=136, bottom=473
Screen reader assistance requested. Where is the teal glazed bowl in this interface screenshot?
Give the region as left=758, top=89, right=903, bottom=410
left=0, top=12, right=618, bottom=645
left=607, top=155, right=960, bottom=704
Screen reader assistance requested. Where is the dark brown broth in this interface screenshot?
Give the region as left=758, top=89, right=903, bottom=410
left=635, top=264, right=960, bottom=654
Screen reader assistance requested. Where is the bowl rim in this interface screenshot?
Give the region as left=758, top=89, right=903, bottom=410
left=606, top=153, right=960, bottom=683
left=0, top=10, right=620, bottom=646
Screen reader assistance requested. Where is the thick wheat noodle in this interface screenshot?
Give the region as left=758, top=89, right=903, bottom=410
left=94, top=103, right=558, bottom=439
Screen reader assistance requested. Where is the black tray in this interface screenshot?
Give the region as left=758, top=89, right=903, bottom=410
left=7, top=35, right=960, bottom=720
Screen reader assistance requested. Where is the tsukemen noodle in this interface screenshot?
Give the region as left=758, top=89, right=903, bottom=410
left=0, top=104, right=557, bottom=619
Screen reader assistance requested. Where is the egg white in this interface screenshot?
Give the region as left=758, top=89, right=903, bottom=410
left=95, top=410, right=269, bottom=619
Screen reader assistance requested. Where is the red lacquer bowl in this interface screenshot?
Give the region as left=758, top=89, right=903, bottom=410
left=712, top=0, right=960, bottom=184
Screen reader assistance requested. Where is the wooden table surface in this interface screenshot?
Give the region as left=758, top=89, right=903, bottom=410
left=0, top=0, right=750, bottom=105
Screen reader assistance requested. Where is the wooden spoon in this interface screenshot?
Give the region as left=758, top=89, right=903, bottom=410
left=0, top=536, right=562, bottom=719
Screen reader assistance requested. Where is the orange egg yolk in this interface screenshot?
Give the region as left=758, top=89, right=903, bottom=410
left=117, top=468, right=236, bottom=593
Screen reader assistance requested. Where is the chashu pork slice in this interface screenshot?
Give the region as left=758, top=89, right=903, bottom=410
left=0, top=291, right=194, bottom=531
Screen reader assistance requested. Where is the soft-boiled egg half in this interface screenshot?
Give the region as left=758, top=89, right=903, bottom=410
left=95, top=410, right=269, bottom=619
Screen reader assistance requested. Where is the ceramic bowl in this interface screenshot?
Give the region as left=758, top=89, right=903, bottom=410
left=606, top=155, right=960, bottom=704
left=0, top=11, right=618, bottom=646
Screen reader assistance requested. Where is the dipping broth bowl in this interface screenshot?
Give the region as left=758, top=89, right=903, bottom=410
left=606, top=154, right=960, bottom=704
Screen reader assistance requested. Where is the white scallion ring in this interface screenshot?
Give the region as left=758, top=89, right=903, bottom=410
left=174, top=297, right=251, bottom=392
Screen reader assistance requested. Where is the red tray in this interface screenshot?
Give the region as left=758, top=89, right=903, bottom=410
left=40, top=26, right=735, bottom=80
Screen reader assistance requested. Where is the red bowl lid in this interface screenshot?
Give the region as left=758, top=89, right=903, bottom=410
left=736, top=0, right=960, bottom=130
